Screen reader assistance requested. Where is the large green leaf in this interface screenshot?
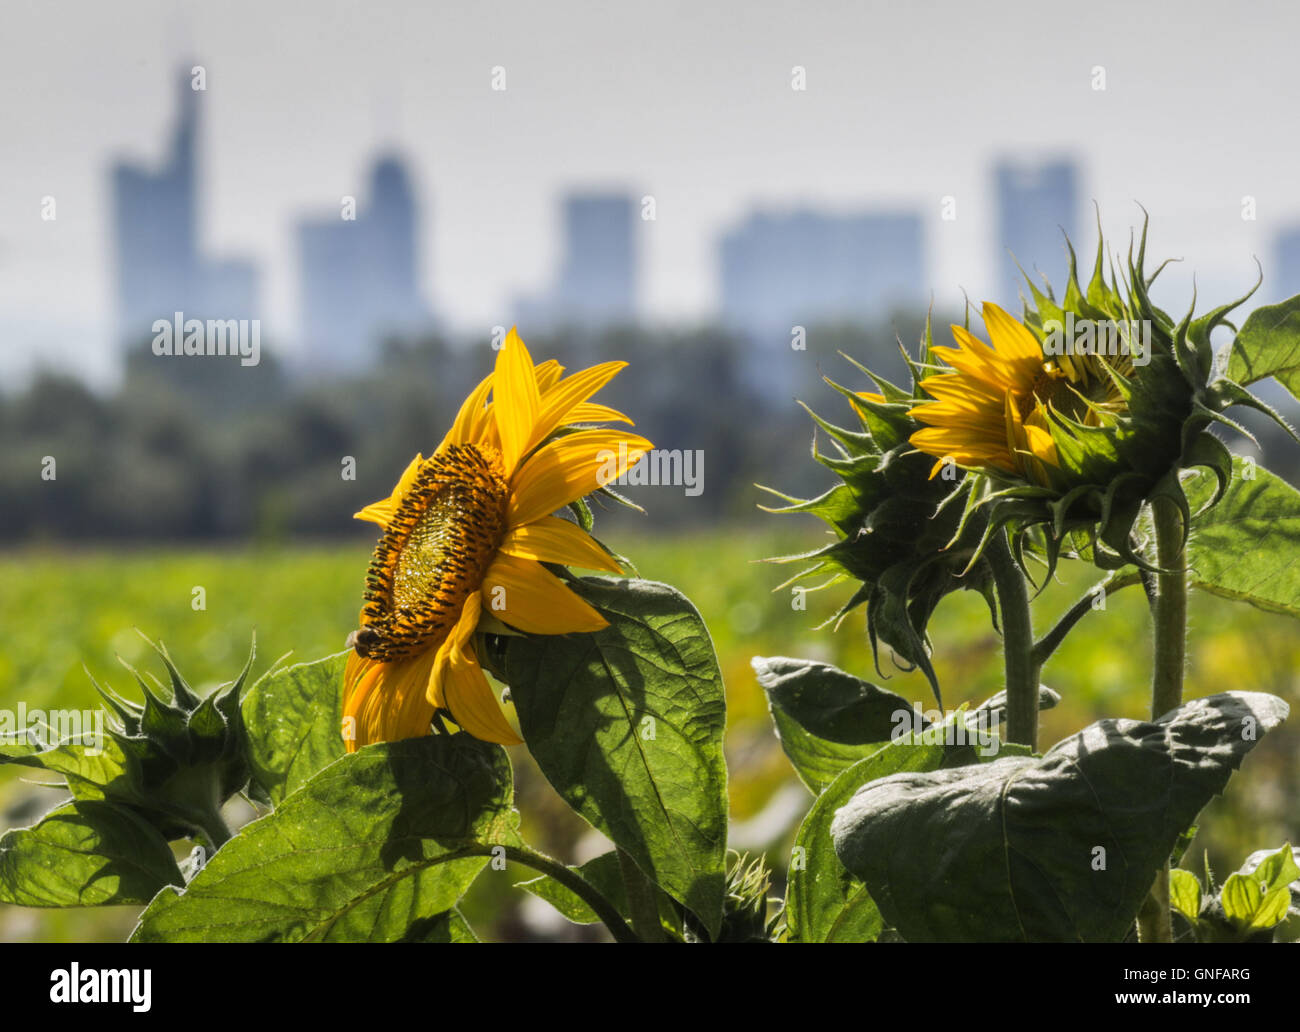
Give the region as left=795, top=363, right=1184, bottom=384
left=497, top=576, right=728, bottom=938
left=1226, top=294, right=1300, bottom=398
left=781, top=707, right=1020, bottom=943
left=131, top=734, right=515, bottom=942
left=241, top=651, right=348, bottom=805
left=1184, top=461, right=1300, bottom=618
left=768, top=708, right=884, bottom=795
left=0, top=800, right=183, bottom=907
left=831, top=691, right=1289, bottom=942
left=754, top=655, right=921, bottom=794
left=786, top=736, right=947, bottom=943
left=752, top=656, right=922, bottom=744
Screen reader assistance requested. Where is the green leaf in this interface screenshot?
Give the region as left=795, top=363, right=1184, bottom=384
left=0, top=800, right=183, bottom=907
left=516, top=854, right=618, bottom=925
left=1184, top=461, right=1300, bottom=618
left=1232, top=844, right=1299, bottom=932
left=752, top=656, right=923, bottom=744
left=753, top=655, right=922, bottom=794
left=131, top=734, right=516, bottom=942
left=1168, top=868, right=1202, bottom=921
left=498, top=576, right=728, bottom=939
left=1250, top=888, right=1292, bottom=931
left=831, top=691, right=1289, bottom=942
left=241, top=651, right=348, bottom=806
left=402, top=908, right=479, bottom=942
left=1239, top=843, right=1300, bottom=896
left=786, top=735, right=948, bottom=943
left=1226, top=294, right=1300, bottom=398
left=1220, top=872, right=1263, bottom=924
left=768, top=707, right=885, bottom=795
left=0, top=738, right=130, bottom=803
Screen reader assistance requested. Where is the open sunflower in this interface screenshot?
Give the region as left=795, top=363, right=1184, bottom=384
left=910, top=301, right=1129, bottom=488
left=343, top=329, right=650, bottom=749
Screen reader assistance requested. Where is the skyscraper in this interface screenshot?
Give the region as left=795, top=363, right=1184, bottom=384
left=717, top=208, right=926, bottom=337
left=514, top=192, right=638, bottom=329
left=111, top=66, right=259, bottom=345
left=297, top=154, right=432, bottom=371
left=994, top=158, right=1081, bottom=308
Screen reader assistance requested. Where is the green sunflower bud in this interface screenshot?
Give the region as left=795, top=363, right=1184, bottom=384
left=89, top=637, right=253, bottom=847
left=761, top=326, right=996, bottom=706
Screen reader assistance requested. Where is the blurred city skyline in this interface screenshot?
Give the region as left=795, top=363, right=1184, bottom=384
left=5, top=0, right=1300, bottom=387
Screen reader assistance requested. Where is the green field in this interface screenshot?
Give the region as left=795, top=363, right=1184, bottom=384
left=3, top=528, right=1298, bottom=941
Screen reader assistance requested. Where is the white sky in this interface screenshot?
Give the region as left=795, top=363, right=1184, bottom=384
left=2, top=0, right=1298, bottom=385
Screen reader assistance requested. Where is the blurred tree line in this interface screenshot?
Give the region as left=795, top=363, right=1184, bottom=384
left=4, top=312, right=1295, bottom=543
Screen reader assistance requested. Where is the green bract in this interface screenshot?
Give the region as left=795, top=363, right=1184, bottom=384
left=977, top=221, right=1297, bottom=573
left=760, top=335, right=995, bottom=705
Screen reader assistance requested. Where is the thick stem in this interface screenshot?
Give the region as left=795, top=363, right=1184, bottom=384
left=1138, top=494, right=1188, bottom=945
left=617, top=847, right=666, bottom=943
left=1149, top=495, right=1188, bottom=722
left=987, top=531, right=1039, bottom=752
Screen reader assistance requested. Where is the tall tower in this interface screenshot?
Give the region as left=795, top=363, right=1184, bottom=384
left=112, top=67, right=202, bottom=342
left=554, top=193, right=637, bottom=324
left=994, top=159, right=1081, bottom=308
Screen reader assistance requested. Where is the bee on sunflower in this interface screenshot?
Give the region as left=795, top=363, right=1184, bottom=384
left=343, top=329, right=650, bottom=749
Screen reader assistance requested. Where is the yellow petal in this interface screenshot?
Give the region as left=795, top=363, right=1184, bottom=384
left=525, top=361, right=627, bottom=457
left=508, top=430, right=652, bottom=528
left=535, top=359, right=565, bottom=392
left=438, top=640, right=522, bottom=745
left=494, top=328, right=541, bottom=472
left=354, top=500, right=396, bottom=526
left=499, top=515, right=623, bottom=572
left=982, top=302, right=1045, bottom=363
left=480, top=553, right=608, bottom=634
left=343, top=648, right=438, bottom=751
left=568, top=402, right=633, bottom=425
left=354, top=453, right=424, bottom=526
left=442, top=371, right=495, bottom=450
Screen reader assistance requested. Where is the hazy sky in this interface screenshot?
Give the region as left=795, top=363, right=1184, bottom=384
left=3, top=0, right=1299, bottom=384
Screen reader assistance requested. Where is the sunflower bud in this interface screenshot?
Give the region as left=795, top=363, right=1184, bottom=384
left=762, top=327, right=995, bottom=705
left=909, top=219, right=1295, bottom=572
left=91, top=638, right=252, bottom=846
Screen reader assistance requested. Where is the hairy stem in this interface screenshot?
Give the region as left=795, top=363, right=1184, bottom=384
left=987, top=530, right=1039, bottom=751
left=1138, top=494, right=1188, bottom=945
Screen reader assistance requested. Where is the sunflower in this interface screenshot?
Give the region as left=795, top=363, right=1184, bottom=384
left=909, top=302, right=1129, bottom=486
left=343, top=329, right=651, bottom=749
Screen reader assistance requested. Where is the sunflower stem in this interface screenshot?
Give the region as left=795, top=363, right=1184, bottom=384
left=489, top=843, right=641, bottom=943
left=617, top=847, right=667, bottom=942
left=1138, top=494, right=1188, bottom=944
left=988, top=530, right=1038, bottom=751
left=1031, top=570, right=1142, bottom=666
